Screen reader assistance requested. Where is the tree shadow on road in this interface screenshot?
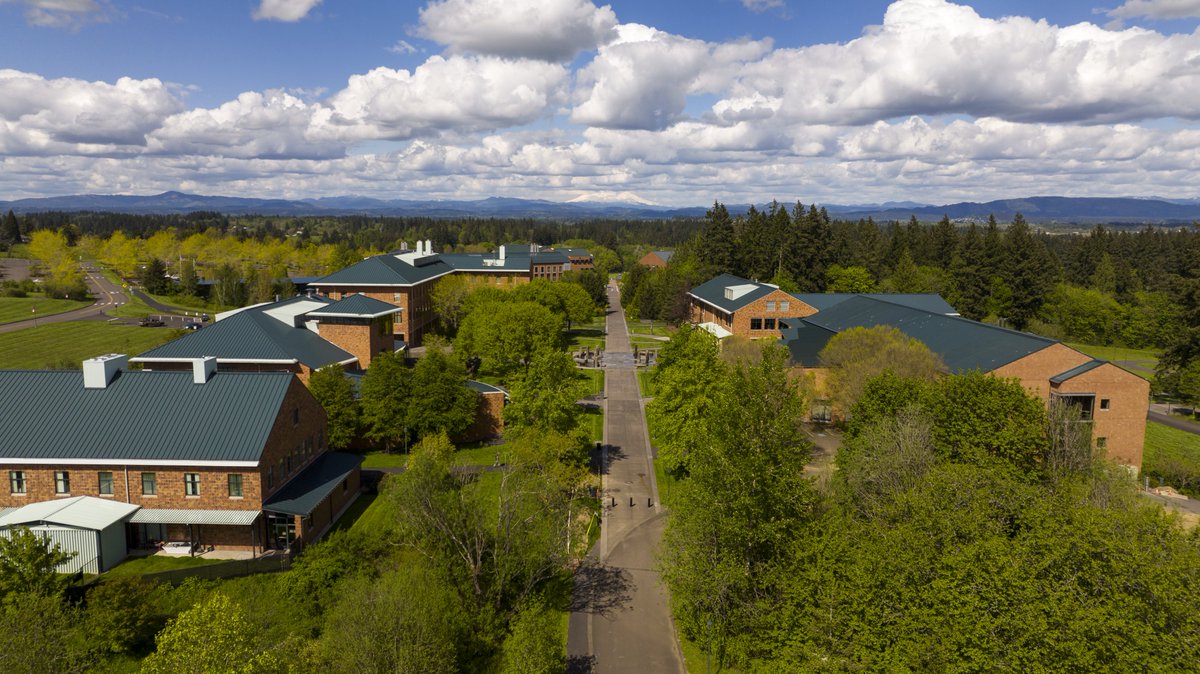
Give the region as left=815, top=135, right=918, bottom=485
left=592, top=443, right=625, bottom=476
left=570, top=558, right=633, bottom=617
left=566, top=654, right=596, bottom=674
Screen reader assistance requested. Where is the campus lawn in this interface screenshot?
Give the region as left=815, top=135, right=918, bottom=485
left=0, top=295, right=90, bottom=324
left=360, top=451, right=409, bottom=469
left=1066, top=342, right=1159, bottom=380
left=628, top=322, right=674, bottom=338
left=0, top=321, right=181, bottom=369
left=584, top=405, right=604, bottom=444
left=579, top=367, right=604, bottom=395
left=1142, top=421, right=1200, bottom=498
left=637, top=367, right=656, bottom=398
left=104, top=553, right=226, bottom=577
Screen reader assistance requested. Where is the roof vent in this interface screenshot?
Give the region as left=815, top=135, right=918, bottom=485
left=192, top=356, right=217, bottom=384
left=499, top=245, right=506, bottom=261
left=425, top=239, right=433, bottom=254
left=723, top=284, right=758, bottom=301
left=83, top=354, right=127, bottom=389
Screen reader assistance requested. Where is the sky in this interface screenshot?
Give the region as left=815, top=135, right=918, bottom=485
left=2, top=0, right=1200, bottom=206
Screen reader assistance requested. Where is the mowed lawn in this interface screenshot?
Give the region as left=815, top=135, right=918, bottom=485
left=1066, top=342, right=1159, bottom=380
left=0, top=295, right=91, bottom=325
left=0, top=321, right=180, bottom=369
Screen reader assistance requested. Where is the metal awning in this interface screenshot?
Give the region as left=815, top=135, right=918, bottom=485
left=264, top=452, right=363, bottom=517
left=697, top=321, right=733, bottom=339
left=129, top=509, right=260, bottom=526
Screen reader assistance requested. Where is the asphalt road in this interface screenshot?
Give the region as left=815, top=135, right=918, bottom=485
left=0, top=263, right=129, bottom=335
left=567, top=282, right=684, bottom=674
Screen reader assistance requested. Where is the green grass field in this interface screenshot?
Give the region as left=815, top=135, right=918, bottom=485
left=104, top=553, right=226, bottom=577
left=1143, top=421, right=1200, bottom=497
left=638, top=367, right=656, bottom=398
left=360, top=451, right=408, bottom=469
left=0, top=295, right=91, bottom=324
left=584, top=405, right=603, bottom=443
left=1066, top=342, right=1159, bottom=380
left=0, top=321, right=181, bottom=369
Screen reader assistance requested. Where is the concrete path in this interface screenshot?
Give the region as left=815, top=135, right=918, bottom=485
left=1148, top=403, right=1200, bottom=436
left=568, top=283, right=684, bottom=674
left=0, top=263, right=129, bottom=334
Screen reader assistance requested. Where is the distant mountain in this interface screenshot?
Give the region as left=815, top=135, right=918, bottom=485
left=1, top=192, right=1198, bottom=224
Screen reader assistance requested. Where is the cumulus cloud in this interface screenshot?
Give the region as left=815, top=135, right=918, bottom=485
left=0, top=69, right=183, bottom=154
left=327, top=56, right=568, bottom=140
left=720, top=0, right=1200, bottom=126
left=253, top=0, right=321, bottom=22
left=416, top=0, right=618, bottom=61
left=1, top=0, right=109, bottom=29
left=1106, top=0, right=1200, bottom=21
left=572, top=24, right=772, bottom=130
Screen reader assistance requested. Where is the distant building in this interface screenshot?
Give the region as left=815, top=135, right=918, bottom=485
left=0, top=355, right=361, bottom=554
left=638, top=250, right=674, bottom=268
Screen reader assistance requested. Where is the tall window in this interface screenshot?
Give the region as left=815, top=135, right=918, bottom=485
left=764, top=318, right=776, bottom=330
left=267, top=467, right=274, bottom=490
left=54, top=471, right=70, bottom=494
left=228, top=474, right=244, bottom=498
left=184, top=473, right=200, bottom=497
left=9, top=471, right=25, bottom=495
left=141, top=472, right=157, bottom=496
left=98, top=471, right=114, bottom=496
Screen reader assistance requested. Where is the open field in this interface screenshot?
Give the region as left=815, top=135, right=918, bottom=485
left=1143, top=421, right=1200, bottom=498
left=1066, top=342, right=1159, bottom=380
left=104, top=553, right=226, bottom=577
left=0, top=295, right=91, bottom=324
left=0, top=321, right=181, bottom=369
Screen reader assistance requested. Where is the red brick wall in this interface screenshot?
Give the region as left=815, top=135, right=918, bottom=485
left=258, top=377, right=330, bottom=501
left=322, top=284, right=437, bottom=346
left=1051, top=362, right=1149, bottom=468
left=318, top=318, right=392, bottom=369
left=455, top=391, right=505, bottom=443
left=688, top=289, right=817, bottom=339
left=638, top=252, right=668, bottom=268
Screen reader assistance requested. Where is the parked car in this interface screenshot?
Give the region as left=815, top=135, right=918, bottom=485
left=139, top=318, right=165, bottom=328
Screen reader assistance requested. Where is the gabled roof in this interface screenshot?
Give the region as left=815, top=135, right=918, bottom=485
left=792, top=293, right=956, bottom=315
left=533, top=250, right=570, bottom=264
left=307, top=293, right=401, bottom=319
left=794, top=296, right=1056, bottom=373
left=438, top=252, right=532, bottom=272
left=264, top=452, right=363, bottom=516
left=1050, top=359, right=1107, bottom=385
left=688, top=274, right=780, bottom=313
left=310, top=253, right=455, bottom=287
left=652, top=250, right=674, bottom=262
left=134, top=309, right=355, bottom=369
left=0, top=370, right=297, bottom=464
left=0, top=496, right=138, bottom=530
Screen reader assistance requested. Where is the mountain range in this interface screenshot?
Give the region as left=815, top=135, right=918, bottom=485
left=1, top=191, right=1199, bottom=224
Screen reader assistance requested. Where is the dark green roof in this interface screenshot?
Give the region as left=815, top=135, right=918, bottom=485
left=652, top=250, right=674, bottom=262
left=307, top=293, right=400, bottom=318
left=792, top=296, right=1056, bottom=373
left=134, top=309, right=355, bottom=369
left=779, top=323, right=838, bottom=366
left=263, top=452, right=363, bottom=516
left=792, top=293, right=956, bottom=314
left=0, top=370, right=296, bottom=464
left=1050, top=359, right=1107, bottom=384
left=688, top=274, right=778, bottom=313
left=311, top=253, right=454, bottom=287
left=438, top=252, right=531, bottom=272
left=533, top=250, right=570, bottom=264
left=466, top=380, right=508, bottom=395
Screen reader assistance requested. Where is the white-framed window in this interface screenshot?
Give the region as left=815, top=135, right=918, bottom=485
left=185, top=473, right=200, bottom=497
left=9, top=471, right=26, bottom=495
left=142, top=472, right=157, bottom=496
left=98, top=471, right=114, bottom=496
left=780, top=301, right=790, bottom=312
left=228, top=474, right=244, bottom=498
left=54, top=471, right=70, bottom=494
left=766, top=301, right=776, bottom=312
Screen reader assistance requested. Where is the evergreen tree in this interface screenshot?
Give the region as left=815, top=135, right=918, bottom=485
left=1002, top=213, right=1055, bottom=330
left=931, top=215, right=958, bottom=269
left=982, top=214, right=1004, bottom=278
left=138, top=258, right=170, bottom=295
left=697, top=202, right=738, bottom=276
left=0, top=210, right=20, bottom=249
left=949, top=223, right=991, bottom=320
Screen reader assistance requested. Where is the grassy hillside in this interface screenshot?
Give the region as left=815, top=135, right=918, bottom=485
left=0, top=295, right=91, bottom=325
left=0, top=321, right=180, bottom=369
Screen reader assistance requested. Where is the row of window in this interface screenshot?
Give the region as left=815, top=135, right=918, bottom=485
left=764, top=300, right=791, bottom=312
left=749, top=318, right=778, bottom=330
left=9, top=470, right=244, bottom=498
left=266, top=436, right=323, bottom=491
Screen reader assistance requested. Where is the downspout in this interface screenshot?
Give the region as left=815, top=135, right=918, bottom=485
left=123, top=466, right=130, bottom=503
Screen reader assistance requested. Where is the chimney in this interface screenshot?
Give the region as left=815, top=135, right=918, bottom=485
left=400, top=241, right=408, bottom=251
left=83, top=354, right=127, bottom=389
left=425, top=239, right=433, bottom=255
left=192, top=356, right=217, bottom=384
left=499, top=245, right=506, bottom=261
left=416, top=240, right=425, bottom=255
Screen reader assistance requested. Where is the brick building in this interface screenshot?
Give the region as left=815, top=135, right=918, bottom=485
left=310, top=241, right=592, bottom=346
left=778, top=295, right=1150, bottom=470
left=686, top=274, right=956, bottom=340
left=0, top=355, right=362, bottom=554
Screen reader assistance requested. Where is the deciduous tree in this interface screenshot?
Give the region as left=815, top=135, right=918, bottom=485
left=308, top=364, right=360, bottom=449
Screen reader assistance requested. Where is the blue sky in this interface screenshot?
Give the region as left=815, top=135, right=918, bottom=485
left=2, top=0, right=1200, bottom=205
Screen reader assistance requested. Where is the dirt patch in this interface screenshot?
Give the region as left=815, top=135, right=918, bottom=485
left=0, top=258, right=33, bottom=282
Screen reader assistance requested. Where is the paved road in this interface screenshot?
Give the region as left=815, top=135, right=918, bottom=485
left=1148, top=403, right=1200, bottom=436
left=568, top=283, right=684, bottom=674
left=0, top=263, right=129, bottom=334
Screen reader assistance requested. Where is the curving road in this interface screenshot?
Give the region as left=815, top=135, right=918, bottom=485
left=0, top=263, right=129, bottom=335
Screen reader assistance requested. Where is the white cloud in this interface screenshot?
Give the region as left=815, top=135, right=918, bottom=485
left=388, top=40, right=418, bottom=54
left=416, top=0, right=618, bottom=61
left=0, top=69, right=183, bottom=154
left=1106, top=0, right=1200, bottom=21
left=572, top=24, right=772, bottom=130
left=742, top=0, right=784, bottom=12
left=252, top=0, right=321, bottom=22
left=0, top=0, right=108, bottom=29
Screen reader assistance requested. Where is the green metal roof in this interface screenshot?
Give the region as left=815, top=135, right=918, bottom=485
left=307, top=293, right=401, bottom=318
left=792, top=296, right=1057, bottom=373
left=263, top=452, right=363, bottom=516
left=688, top=274, right=778, bottom=313
left=533, top=250, right=570, bottom=264
left=652, top=250, right=674, bottom=262
left=1050, top=359, right=1107, bottom=384
left=466, top=380, right=508, bottom=395
left=792, top=293, right=957, bottom=314
left=311, top=253, right=455, bottom=287
left=779, top=322, right=838, bottom=367
left=438, top=252, right=531, bottom=272
left=0, top=370, right=296, bottom=464
left=134, top=308, right=355, bottom=369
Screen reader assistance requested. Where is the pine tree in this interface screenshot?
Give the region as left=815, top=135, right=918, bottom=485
left=931, top=215, right=958, bottom=269
left=982, top=214, right=1004, bottom=278
left=1002, top=213, right=1055, bottom=330
left=0, top=210, right=20, bottom=250
left=697, top=201, right=738, bottom=276
left=949, top=223, right=990, bottom=320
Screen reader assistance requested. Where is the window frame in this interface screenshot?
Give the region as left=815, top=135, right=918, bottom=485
left=141, top=472, right=157, bottom=496
left=228, top=474, right=244, bottom=498
left=54, top=470, right=70, bottom=495
left=1099, top=398, right=1111, bottom=411
left=766, top=301, right=776, bottom=312
left=184, top=473, right=201, bottom=497
left=750, top=317, right=763, bottom=330
left=98, top=471, right=114, bottom=496
left=9, top=470, right=26, bottom=495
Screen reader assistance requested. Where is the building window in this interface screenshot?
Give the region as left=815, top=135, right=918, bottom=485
left=764, top=318, right=776, bottom=330
left=750, top=318, right=763, bottom=330
left=54, top=471, right=70, bottom=494
left=766, top=301, right=776, bottom=312
left=184, top=473, right=200, bottom=497
left=1097, top=437, right=1108, bottom=449
left=98, top=471, right=114, bottom=496
left=292, top=407, right=300, bottom=426
left=9, top=471, right=25, bottom=495
left=287, top=453, right=293, bottom=473
left=267, top=467, right=274, bottom=490
left=341, top=478, right=349, bottom=492
left=1053, top=393, right=1095, bottom=421
left=780, top=301, right=790, bottom=312
left=141, top=472, right=157, bottom=496
left=1100, top=398, right=1110, bottom=411
left=228, top=474, right=244, bottom=498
